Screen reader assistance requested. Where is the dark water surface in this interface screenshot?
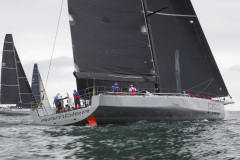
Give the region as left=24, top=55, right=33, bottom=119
left=0, top=111, right=240, bottom=160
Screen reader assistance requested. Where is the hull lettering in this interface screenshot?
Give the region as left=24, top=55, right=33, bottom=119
left=40, top=110, right=90, bottom=123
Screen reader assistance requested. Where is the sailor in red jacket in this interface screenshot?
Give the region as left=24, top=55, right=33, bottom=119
left=129, top=84, right=137, bottom=95
left=73, top=90, right=82, bottom=109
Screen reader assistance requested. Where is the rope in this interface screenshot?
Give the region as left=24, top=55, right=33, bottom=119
left=187, top=78, right=213, bottom=91
left=228, top=104, right=234, bottom=111
left=198, top=78, right=213, bottom=94
left=44, top=0, right=64, bottom=91
left=36, top=0, right=64, bottom=112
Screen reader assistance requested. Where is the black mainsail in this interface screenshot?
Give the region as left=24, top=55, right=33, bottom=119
left=1, top=34, right=36, bottom=108
left=68, top=0, right=228, bottom=98
left=68, top=0, right=156, bottom=92
left=145, top=0, right=228, bottom=97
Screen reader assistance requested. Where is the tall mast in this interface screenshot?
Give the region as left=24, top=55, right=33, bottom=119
left=141, top=0, right=160, bottom=93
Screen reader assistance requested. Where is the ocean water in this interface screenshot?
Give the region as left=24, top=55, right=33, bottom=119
left=0, top=111, right=240, bottom=160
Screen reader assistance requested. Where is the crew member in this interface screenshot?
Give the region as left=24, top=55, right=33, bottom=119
left=182, top=91, right=188, bottom=96
left=113, top=83, right=120, bottom=94
left=129, top=84, right=137, bottom=95
left=53, top=93, right=62, bottom=113
left=206, top=96, right=212, bottom=99
left=73, top=90, right=82, bottom=109
left=195, top=94, right=201, bottom=98
left=188, top=93, right=193, bottom=97
left=110, top=86, right=114, bottom=95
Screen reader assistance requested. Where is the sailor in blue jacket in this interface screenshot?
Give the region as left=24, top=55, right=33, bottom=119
left=112, top=83, right=120, bottom=94
left=53, top=93, right=63, bottom=113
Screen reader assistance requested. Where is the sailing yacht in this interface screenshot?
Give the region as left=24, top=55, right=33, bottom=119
left=30, top=63, right=98, bottom=125
left=31, top=63, right=56, bottom=116
left=31, top=0, right=234, bottom=126
left=68, top=0, right=234, bottom=124
left=0, top=34, right=36, bottom=115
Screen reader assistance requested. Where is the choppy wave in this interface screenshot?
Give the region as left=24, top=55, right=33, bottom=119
left=0, top=111, right=240, bottom=160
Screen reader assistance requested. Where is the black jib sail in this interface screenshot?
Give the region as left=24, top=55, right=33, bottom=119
left=145, top=0, right=228, bottom=97
left=1, top=34, right=36, bottom=107
left=31, top=64, right=41, bottom=104
left=31, top=63, right=51, bottom=107
left=68, top=0, right=156, bottom=92
left=68, top=0, right=228, bottom=97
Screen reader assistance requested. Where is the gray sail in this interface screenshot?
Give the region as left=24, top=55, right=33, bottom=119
left=145, top=0, right=228, bottom=97
left=1, top=34, right=36, bottom=107
left=68, top=0, right=156, bottom=91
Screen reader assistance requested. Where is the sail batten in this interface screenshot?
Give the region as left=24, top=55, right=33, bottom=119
left=147, top=11, right=197, bottom=17
left=75, top=71, right=155, bottom=82
left=1, top=84, right=19, bottom=86
left=3, top=50, right=14, bottom=52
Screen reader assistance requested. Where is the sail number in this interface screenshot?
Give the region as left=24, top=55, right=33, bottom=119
left=208, top=103, right=221, bottom=114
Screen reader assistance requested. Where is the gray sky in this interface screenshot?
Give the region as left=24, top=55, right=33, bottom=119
left=0, top=0, right=239, bottom=110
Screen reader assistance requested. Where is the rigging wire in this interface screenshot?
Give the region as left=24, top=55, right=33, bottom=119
left=44, top=0, right=64, bottom=91
left=227, top=104, right=234, bottom=111
left=187, top=78, right=214, bottom=91
left=37, top=0, right=64, bottom=111
left=198, top=78, right=214, bottom=94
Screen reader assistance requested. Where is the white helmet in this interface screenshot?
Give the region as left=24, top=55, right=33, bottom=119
left=130, top=84, right=133, bottom=87
left=114, top=83, right=118, bottom=86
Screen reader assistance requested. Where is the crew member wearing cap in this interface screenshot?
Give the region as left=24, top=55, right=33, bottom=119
left=73, top=90, right=82, bottom=109
left=53, top=93, right=62, bottom=113
left=113, top=83, right=120, bottom=94
left=129, top=84, right=137, bottom=95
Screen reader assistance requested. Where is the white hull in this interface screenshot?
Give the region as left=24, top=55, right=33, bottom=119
left=30, top=96, right=100, bottom=125
left=0, top=105, right=31, bottom=115
left=30, top=94, right=228, bottom=126
left=91, top=94, right=226, bottom=124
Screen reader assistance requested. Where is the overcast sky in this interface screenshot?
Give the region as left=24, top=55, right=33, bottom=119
left=0, top=0, right=239, bottom=110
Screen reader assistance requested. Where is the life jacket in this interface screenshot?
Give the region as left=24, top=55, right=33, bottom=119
left=206, top=96, right=212, bottom=99
left=114, top=86, right=120, bottom=93
left=130, top=87, right=136, bottom=95
left=188, top=93, right=193, bottom=97
left=74, top=92, right=80, bottom=99
left=58, top=102, right=62, bottom=109
left=195, top=95, right=201, bottom=98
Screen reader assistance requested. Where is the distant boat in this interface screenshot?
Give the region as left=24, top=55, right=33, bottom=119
left=0, top=34, right=36, bottom=115
left=30, top=63, right=98, bottom=125
left=31, top=63, right=55, bottom=116
left=31, top=0, right=234, bottom=126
